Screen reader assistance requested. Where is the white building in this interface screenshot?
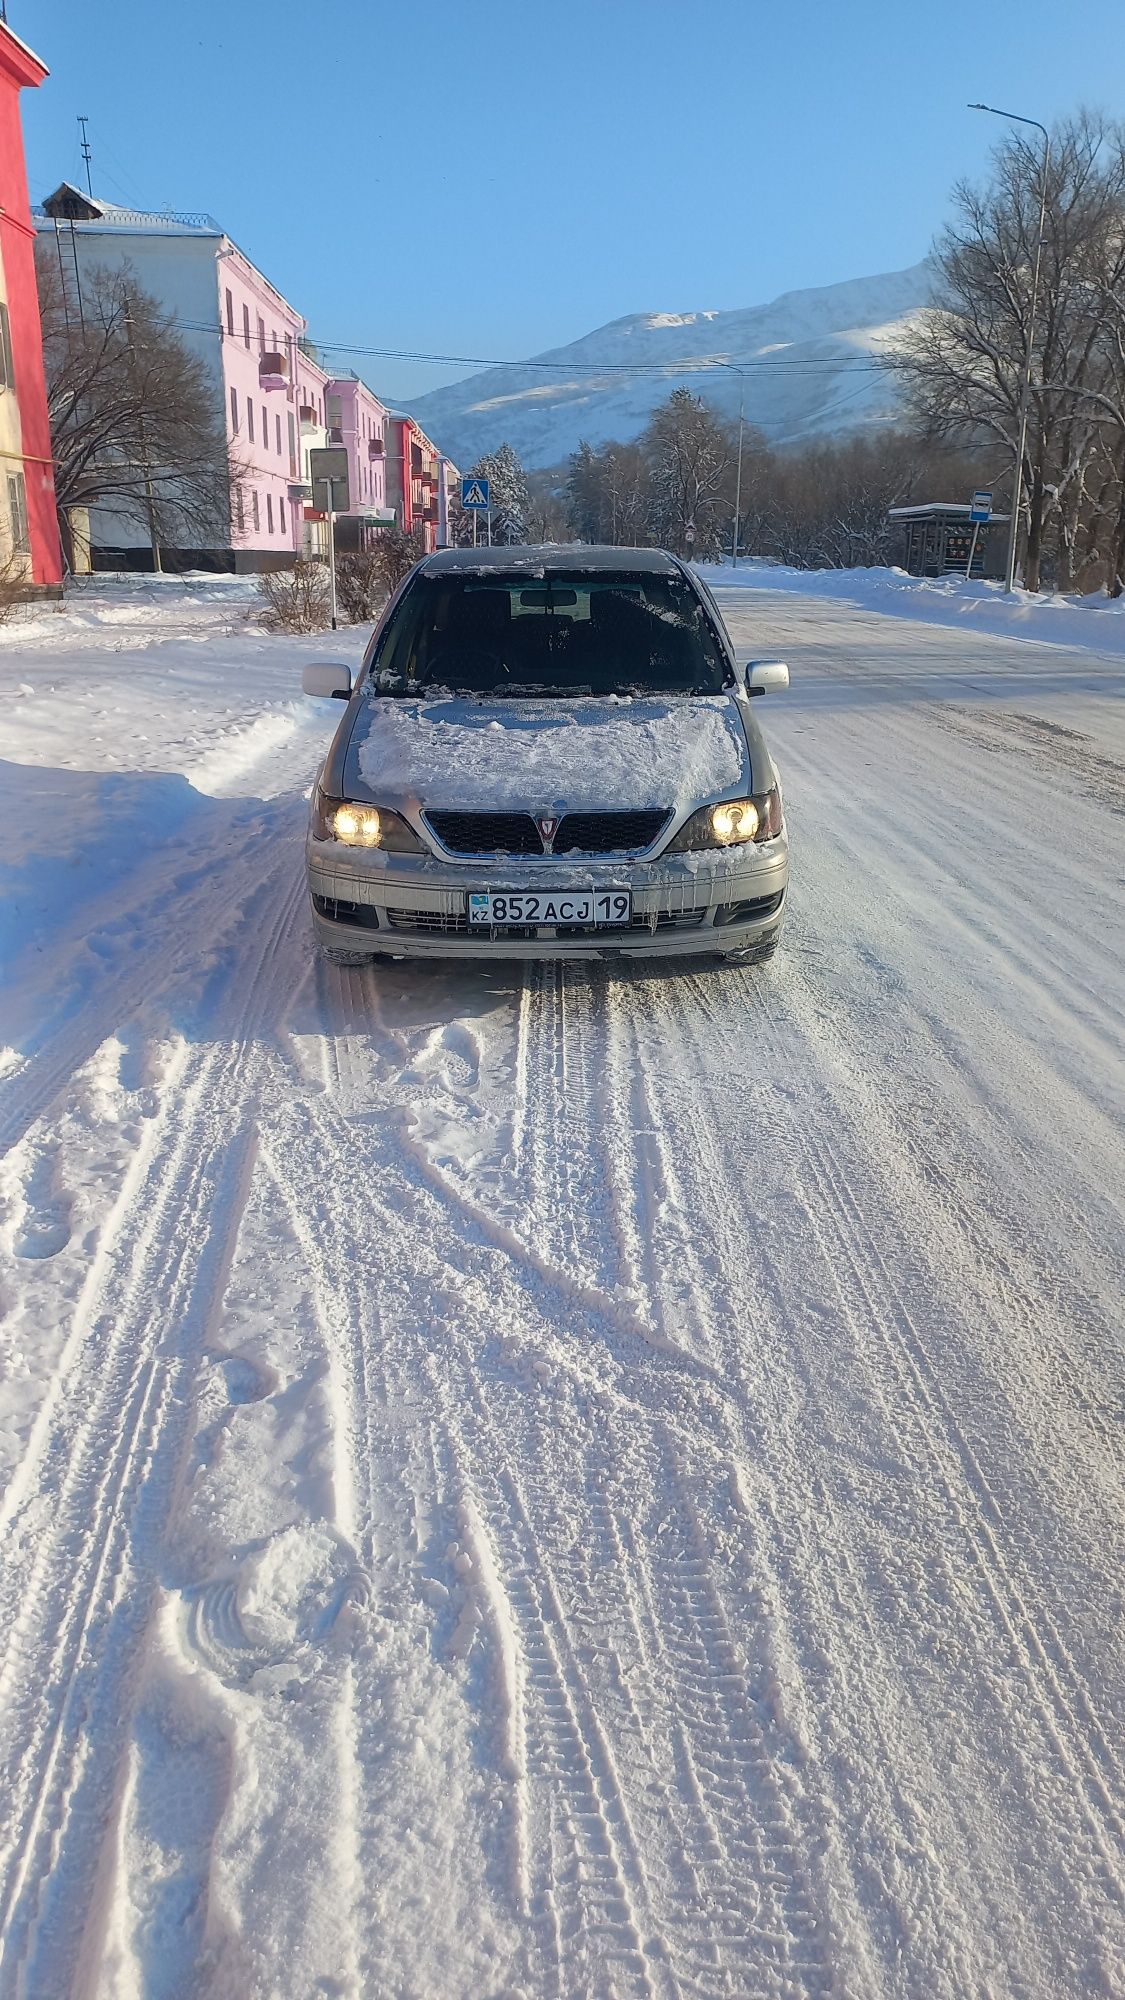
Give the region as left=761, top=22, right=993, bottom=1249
left=36, top=186, right=391, bottom=571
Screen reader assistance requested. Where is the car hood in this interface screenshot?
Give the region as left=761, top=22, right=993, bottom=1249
left=345, top=692, right=752, bottom=815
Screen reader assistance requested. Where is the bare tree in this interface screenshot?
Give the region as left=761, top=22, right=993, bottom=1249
left=524, top=468, right=572, bottom=544
left=370, top=523, right=427, bottom=593
left=36, top=250, right=235, bottom=568
left=890, top=113, right=1125, bottom=590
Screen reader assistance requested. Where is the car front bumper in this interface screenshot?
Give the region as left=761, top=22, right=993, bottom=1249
left=305, top=833, right=789, bottom=959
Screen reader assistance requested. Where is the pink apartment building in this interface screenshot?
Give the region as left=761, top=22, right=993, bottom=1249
left=36, top=188, right=395, bottom=570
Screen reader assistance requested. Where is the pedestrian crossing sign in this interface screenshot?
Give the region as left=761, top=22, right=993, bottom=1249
left=461, top=477, right=490, bottom=509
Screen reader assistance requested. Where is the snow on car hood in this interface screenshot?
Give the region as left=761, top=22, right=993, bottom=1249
left=349, top=693, right=750, bottom=813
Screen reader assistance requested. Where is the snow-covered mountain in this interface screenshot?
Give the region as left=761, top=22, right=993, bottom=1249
left=409, top=263, right=934, bottom=470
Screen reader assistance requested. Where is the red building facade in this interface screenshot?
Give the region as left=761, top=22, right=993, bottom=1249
left=0, top=22, right=61, bottom=587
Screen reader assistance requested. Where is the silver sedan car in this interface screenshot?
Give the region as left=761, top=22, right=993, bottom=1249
left=301, top=546, right=789, bottom=963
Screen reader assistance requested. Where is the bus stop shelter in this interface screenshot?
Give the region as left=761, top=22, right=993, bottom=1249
left=888, top=503, right=1010, bottom=580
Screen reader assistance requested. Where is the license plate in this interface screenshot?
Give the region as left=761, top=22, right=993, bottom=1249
left=468, top=890, right=632, bottom=927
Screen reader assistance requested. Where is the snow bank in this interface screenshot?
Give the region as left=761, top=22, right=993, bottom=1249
left=699, top=560, right=1125, bottom=657
left=354, top=692, right=749, bottom=811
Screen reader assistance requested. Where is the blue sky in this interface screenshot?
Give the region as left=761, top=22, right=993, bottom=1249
left=17, top=0, right=1125, bottom=405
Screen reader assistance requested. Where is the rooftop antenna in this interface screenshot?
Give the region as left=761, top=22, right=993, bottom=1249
left=77, top=115, right=93, bottom=197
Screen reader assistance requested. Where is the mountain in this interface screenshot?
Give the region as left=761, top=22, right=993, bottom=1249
left=408, top=263, right=934, bottom=471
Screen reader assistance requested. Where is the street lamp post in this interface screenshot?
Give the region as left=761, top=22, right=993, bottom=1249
left=732, top=377, right=745, bottom=568
left=969, top=102, right=1051, bottom=593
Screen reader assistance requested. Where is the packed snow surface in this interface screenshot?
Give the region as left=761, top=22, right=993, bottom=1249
left=353, top=692, right=749, bottom=810
left=1, top=570, right=1123, bottom=1998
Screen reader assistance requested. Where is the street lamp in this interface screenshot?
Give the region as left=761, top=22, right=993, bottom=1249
left=969, top=102, right=1051, bottom=593
left=732, top=373, right=745, bottom=569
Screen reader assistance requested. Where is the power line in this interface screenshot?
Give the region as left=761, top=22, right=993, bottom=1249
left=100, top=310, right=887, bottom=380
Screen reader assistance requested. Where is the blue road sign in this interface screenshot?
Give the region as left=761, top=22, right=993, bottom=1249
left=970, top=489, right=993, bottom=523
left=461, top=477, right=491, bottom=509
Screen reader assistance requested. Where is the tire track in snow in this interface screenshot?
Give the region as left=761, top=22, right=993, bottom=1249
left=606, top=965, right=1014, bottom=1997
left=624, top=951, right=1125, bottom=1981
left=284, top=980, right=843, bottom=1998
left=259, top=1057, right=734, bottom=1995
left=0, top=876, right=304, bottom=1994
left=801, top=1126, right=1125, bottom=1869
left=422, top=1356, right=676, bottom=2000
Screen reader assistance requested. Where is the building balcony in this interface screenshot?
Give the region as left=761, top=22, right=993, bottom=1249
left=368, top=438, right=384, bottom=458
left=298, top=405, right=317, bottom=426
left=259, top=352, right=288, bottom=389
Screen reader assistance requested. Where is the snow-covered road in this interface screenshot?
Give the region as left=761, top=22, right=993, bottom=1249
left=1, top=576, right=1122, bottom=1999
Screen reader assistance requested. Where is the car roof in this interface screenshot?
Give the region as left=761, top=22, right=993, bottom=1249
left=421, top=544, right=685, bottom=577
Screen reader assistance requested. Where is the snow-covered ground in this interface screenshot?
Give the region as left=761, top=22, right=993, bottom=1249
left=699, top=557, right=1125, bottom=657
left=1, top=572, right=1122, bottom=1998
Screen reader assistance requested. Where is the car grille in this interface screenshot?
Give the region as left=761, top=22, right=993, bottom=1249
left=554, top=810, right=671, bottom=853
left=425, top=811, right=542, bottom=855
left=384, top=908, right=707, bottom=938
left=424, top=808, right=672, bottom=856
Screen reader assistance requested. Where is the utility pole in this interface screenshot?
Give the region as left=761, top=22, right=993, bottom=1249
left=969, top=104, right=1050, bottom=592
left=78, top=116, right=93, bottom=197
left=123, top=288, right=162, bottom=572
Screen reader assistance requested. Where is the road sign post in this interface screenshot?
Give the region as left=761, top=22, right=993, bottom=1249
left=967, top=489, right=992, bottom=579
left=310, top=447, right=351, bottom=629
left=461, top=476, right=490, bottom=554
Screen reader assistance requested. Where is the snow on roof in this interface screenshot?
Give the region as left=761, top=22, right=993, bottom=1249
left=33, top=192, right=220, bottom=235
left=888, top=503, right=1010, bottom=522
left=0, top=18, right=49, bottom=84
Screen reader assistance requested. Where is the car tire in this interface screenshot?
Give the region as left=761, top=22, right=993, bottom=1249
left=320, top=945, right=374, bottom=968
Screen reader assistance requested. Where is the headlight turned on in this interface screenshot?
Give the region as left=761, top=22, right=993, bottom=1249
left=666, top=788, right=783, bottom=853
left=314, top=792, right=427, bottom=853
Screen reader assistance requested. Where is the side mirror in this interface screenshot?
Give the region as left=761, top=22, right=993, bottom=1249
left=745, top=660, right=789, bottom=696
left=302, top=662, right=353, bottom=700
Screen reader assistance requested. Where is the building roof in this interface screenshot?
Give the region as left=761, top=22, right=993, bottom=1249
left=888, top=502, right=1010, bottom=522
left=0, top=19, right=49, bottom=88
left=423, top=544, right=681, bottom=575
left=35, top=188, right=221, bottom=235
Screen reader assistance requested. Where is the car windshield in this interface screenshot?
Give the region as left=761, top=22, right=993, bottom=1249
left=368, top=570, right=731, bottom=697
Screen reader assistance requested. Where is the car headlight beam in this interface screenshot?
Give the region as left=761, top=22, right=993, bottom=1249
left=333, top=801, right=382, bottom=846
left=666, top=788, right=782, bottom=854
left=314, top=792, right=427, bottom=853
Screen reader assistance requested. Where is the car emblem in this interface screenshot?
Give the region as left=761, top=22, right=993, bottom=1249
left=536, top=814, right=559, bottom=849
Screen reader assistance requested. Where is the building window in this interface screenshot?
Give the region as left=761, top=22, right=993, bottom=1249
left=225, top=288, right=234, bottom=336
left=279, top=496, right=286, bottom=532
left=0, top=302, right=12, bottom=388
left=230, top=385, right=238, bottom=432
left=7, top=471, right=29, bottom=552
left=275, top=413, right=282, bottom=456
left=247, top=401, right=254, bottom=443
left=251, top=490, right=259, bottom=532
left=262, top=405, right=268, bottom=447
left=287, top=412, right=296, bottom=476
left=234, top=486, right=245, bottom=533
left=243, top=303, right=251, bottom=349
left=266, top=493, right=273, bottom=532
